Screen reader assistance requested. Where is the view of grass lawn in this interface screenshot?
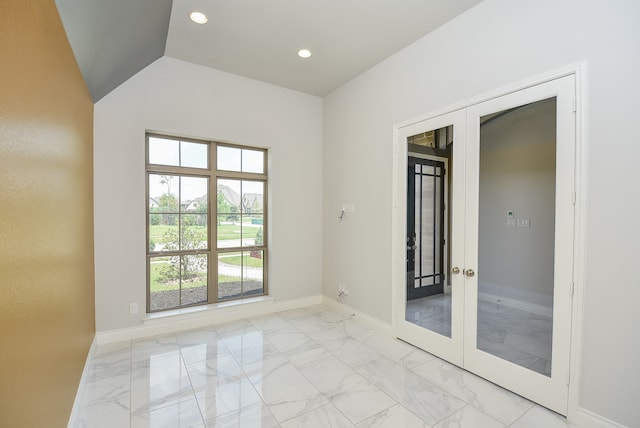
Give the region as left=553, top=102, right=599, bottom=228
left=149, top=224, right=178, bottom=242
left=220, top=254, right=263, bottom=268
left=219, top=274, right=241, bottom=283
left=149, top=223, right=259, bottom=242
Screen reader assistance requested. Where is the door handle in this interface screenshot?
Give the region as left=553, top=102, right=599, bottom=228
left=407, top=245, right=417, bottom=250
left=464, top=269, right=475, bottom=277
left=451, top=266, right=460, bottom=274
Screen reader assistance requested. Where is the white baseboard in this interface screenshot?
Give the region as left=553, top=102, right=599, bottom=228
left=478, top=291, right=553, bottom=318
left=67, top=335, right=96, bottom=428
left=321, top=295, right=394, bottom=336
left=569, top=407, right=628, bottom=428
left=95, top=295, right=323, bottom=344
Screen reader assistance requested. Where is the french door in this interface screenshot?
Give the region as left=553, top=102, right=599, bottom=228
left=395, top=75, right=576, bottom=414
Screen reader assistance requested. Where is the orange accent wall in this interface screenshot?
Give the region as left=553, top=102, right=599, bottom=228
left=0, top=1, right=95, bottom=426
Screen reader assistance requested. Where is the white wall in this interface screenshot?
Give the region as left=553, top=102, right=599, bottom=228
left=323, top=0, right=640, bottom=426
left=478, top=100, right=556, bottom=311
left=94, top=56, right=323, bottom=331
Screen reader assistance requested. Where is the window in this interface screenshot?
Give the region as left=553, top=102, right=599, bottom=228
left=146, top=134, right=267, bottom=312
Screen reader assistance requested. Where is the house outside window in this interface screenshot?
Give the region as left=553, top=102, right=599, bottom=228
left=146, top=134, right=267, bottom=312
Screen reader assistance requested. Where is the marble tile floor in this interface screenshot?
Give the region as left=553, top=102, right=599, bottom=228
left=73, top=304, right=571, bottom=427
left=406, top=295, right=552, bottom=376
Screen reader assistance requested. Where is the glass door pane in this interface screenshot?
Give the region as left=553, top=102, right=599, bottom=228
left=477, top=98, right=557, bottom=376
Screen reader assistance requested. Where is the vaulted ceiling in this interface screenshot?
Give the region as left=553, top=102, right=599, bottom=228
left=55, top=0, right=484, bottom=102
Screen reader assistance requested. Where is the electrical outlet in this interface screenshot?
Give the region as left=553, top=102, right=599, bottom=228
left=129, top=303, right=138, bottom=314
left=516, top=218, right=530, bottom=228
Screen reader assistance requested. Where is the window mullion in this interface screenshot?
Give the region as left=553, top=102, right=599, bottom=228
left=211, top=143, right=217, bottom=304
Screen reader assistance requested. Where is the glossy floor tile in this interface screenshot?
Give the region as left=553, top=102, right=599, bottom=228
left=73, top=304, right=572, bottom=427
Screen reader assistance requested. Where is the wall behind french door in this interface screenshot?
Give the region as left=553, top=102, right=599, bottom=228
left=394, top=74, right=576, bottom=415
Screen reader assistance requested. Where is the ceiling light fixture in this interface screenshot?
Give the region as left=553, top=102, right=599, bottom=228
left=189, top=11, right=208, bottom=24
left=297, top=49, right=312, bottom=59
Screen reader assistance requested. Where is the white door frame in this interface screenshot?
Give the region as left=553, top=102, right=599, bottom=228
left=391, top=63, right=587, bottom=421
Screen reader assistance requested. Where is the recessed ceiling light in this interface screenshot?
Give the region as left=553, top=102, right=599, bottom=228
left=297, top=49, right=312, bottom=59
left=189, top=11, right=208, bottom=24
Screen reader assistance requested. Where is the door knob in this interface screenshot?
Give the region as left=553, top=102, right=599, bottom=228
left=451, top=267, right=460, bottom=274
left=464, top=269, right=475, bottom=277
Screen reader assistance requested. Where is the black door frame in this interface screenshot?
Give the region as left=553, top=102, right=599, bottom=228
left=407, top=156, right=445, bottom=300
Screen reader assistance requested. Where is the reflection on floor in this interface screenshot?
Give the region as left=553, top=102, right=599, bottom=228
left=406, top=294, right=553, bottom=376
left=73, top=304, right=569, bottom=427
left=406, top=294, right=452, bottom=337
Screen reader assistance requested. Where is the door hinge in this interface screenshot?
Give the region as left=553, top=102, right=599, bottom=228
left=566, top=371, right=571, bottom=385
left=571, top=190, right=576, bottom=205
left=572, top=98, right=577, bottom=112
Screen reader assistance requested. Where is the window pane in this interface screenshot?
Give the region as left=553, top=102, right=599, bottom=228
left=149, top=174, right=179, bottom=213
left=218, top=252, right=242, bottom=300
left=242, top=217, right=263, bottom=247
left=180, top=254, right=208, bottom=306
left=180, top=215, right=208, bottom=250
left=217, top=215, right=241, bottom=248
left=243, top=250, right=264, bottom=297
left=242, top=149, right=264, bottom=173
left=150, top=223, right=178, bottom=252
left=218, top=251, right=264, bottom=301
left=149, top=255, right=180, bottom=311
left=181, top=141, right=208, bottom=169
left=149, top=214, right=161, bottom=251
left=149, top=137, right=179, bottom=166
left=241, top=180, right=264, bottom=214
left=217, top=146, right=241, bottom=171
left=180, top=176, right=208, bottom=212
left=217, top=179, right=241, bottom=213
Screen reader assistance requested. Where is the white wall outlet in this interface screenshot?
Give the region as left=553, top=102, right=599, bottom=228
left=506, top=218, right=516, bottom=227
left=516, top=218, right=530, bottom=228
left=129, top=303, right=138, bottom=314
